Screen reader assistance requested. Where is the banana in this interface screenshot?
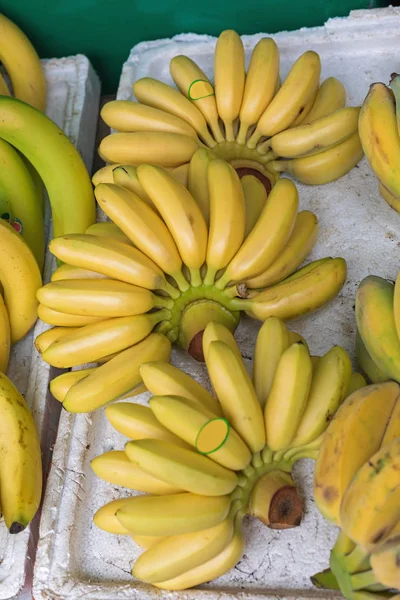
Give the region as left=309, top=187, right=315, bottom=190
left=214, top=30, right=245, bottom=141
left=92, top=164, right=120, bottom=185
left=264, top=342, right=312, bottom=451
left=139, top=360, right=222, bottom=415
left=49, top=233, right=179, bottom=297
left=94, top=497, right=133, bottom=534
left=62, top=333, right=171, bottom=412
left=356, top=276, right=400, bottom=382
left=381, top=392, right=400, bottom=448
left=0, top=372, right=42, bottom=532
left=187, top=148, right=214, bottom=225
left=205, top=340, right=265, bottom=452
left=313, top=382, right=400, bottom=525
left=269, top=107, right=360, bottom=159
left=247, top=51, right=321, bottom=147
left=133, top=77, right=215, bottom=146
left=215, top=178, right=298, bottom=288
left=51, top=264, right=108, bottom=281
left=340, top=437, right=400, bottom=552
left=202, top=320, right=242, bottom=362
left=133, top=518, right=233, bottom=583
left=131, top=534, right=166, bottom=549
left=252, top=316, right=290, bottom=408
left=137, top=164, right=208, bottom=283
left=170, top=163, right=189, bottom=186
left=0, top=14, right=46, bottom=111
left=38, top=304, right=103, bottom=327
left=149, top=395, right=251, bottom=470
left=91, top=450, right=181, bottom=494
left=0, top=138, right=44, bottom=267
left=0, top=96, right=95, bottom=238
left=241, top=175, right=268, bottom=237
left=116, top=492, right=231, bottom=536
left=394, top=271, right=400, bottom=341
left=304, top=77, right=346, bottom=123
left=98, top=131, right=199, bottom=167
left=170, top=56, right=223, bottom=142
left=37, top=279, right=167, bottom=318
left=50, top=368, right=96, bottom=402
left=94, top=183, right=188, bottom=290
left=370, top=540, right=400, bottom=590
left=34, top=325, right=79, bottom=354
left=204, top=159, right=246, bottom=286
left=0, top=220, right=41, bottom=342
left=347, top=372, right=367, bottom=396
left=85, top=221, right=133, bottom=245
left=101, top=100, right=198, bottom=139
left=41, top=312, right=166, bottom=368
left=268, top=131, right=364, bottom=184
left=237, top=37, right=280, bottom=144
left=0, top=293, right=10, bottom=372
left=112, top=166, right=152, bottom=205
left=104, top=402, right=190, bottom=448
left=0, top=72, right=10, bottom=96
left=355, top=328, right=389, bottom=383
left=238, top=257, right=347, bottom=321
left=245, top=211, right=319, bottom=288
left=290, top=346, right=353, bottom=448
left=288, top=85, right=319, bottom=128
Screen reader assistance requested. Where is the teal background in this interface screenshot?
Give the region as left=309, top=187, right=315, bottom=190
left=0, top=1, right=388, bottom=93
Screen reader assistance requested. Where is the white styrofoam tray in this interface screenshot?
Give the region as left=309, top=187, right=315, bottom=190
left=33, top=7, right=400, bottom=600
left=1, top=55, right=100, bottom=600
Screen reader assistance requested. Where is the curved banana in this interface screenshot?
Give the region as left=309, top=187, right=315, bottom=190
left=94, top=497, right=133, bottom=535
left=0, top=294, right=10, bottom=372
left=202, top=320, right=242, bottom=362
left=50, top=368, right=96, bottom=402
left=92, top=164, right=121, bottom=185
left=288, top=85, right=319, bottom=128
left=85, top=221, right=133, bottom=245
left=51, top=264, right=108, bottom=281
left=304, top=77, right=346, bottom=123
left=347, top=372, right=367, bottom=395
left=112, top=165, right=153, bottom=205
left=214, top=30, right=245, bottom=141
left=370, top=534, right=400, bottom=590
left=241, top=175, right=268, bottom=237
left=169, top=163, right=190, bottom=186
left=355, top=328, right=389, bottom=383
left=187, top=148, right=214, bottom=225
left=34, top=325, right=79, bottom=354
left=379, top=181, right=400, bottom=213
left=37, top=304, right=103, bottom=327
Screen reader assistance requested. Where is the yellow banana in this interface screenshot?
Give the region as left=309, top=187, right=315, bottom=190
left=248, top=51, right=321, bottom=147
left=205, top=340, right=265, bottom=452
left=347, top=372, right=367, bottom=395
left=85, top=221, right=133, bottom=245
left=133, top=77, right=215, bottom=146
left=216, top=178, right=298, bottom=288
left=202, top=320, right=242, bottom=362
left=370, top=535, right=400, bottom=589
left=248, top=470, right=302, bottom=528
left=245, top=210, right=319, bottom=288
left=170, top=55, right=223, bottom=142
left=112, top=165, right=152, bottom=205
left=304, top=77, right=346, bottom=123
left=290, top=346, right=353, bottom=447
left=0, top=293, right=10, bottom=372
left=0, top=220, right=41, bottom=342
left=264, top=342, right=313, bottom=451
left=51, top=264, right=108, bottom=281
left=313, top=382, right=400, bottom=525
left=214, top=30, right=245, bottom=141
left=94, top=497, right=133, bottom=534
left=288, top=84, right=319, bottom=128
left=0, top=14, right=46, bottom=111
left=91, top=450, right=181, bottom=494
left=355, top=329, right=389, bottom=383
left=38, top=304, right=103, bottom=327
left=34, top=325, right=79, bottom=354
left=170, top=163, right=189, bottom=186
left=62, top=333, right=171, bottom=412
left=92, top=164, right=120, bottom=185
left=50, top=368, right=96, bottom=403
left=237, top=37, right=280, bottom=144
left=0, top=372, right=42, bottom=532
left=125, top=438, right=237, bottom=496
left=131, top=534, right=166, bottom=549
left=241, top=175, right=268, bottom=237
left=204, top=159, right=246, bottom=285
left=187, top=148, right=214, bottom=225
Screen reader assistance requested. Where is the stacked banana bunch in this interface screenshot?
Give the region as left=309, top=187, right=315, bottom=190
left=359, top=73, right=400, bottom=213
left=96, top=30, right=363, bottom=191
left=312, top=381, right=400, bottom=598
left=92, top=319, right=365, bottom=591
left=355, top=274, right=400, bottom=384
left=35, top=156, right=347, bottom=412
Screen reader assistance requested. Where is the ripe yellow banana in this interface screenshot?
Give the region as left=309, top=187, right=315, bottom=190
left=216, top=178, right=298, bottom=288
left=204, top=159, right=246, bottom=285
left=61, top=333, right=170, bottom=412
left=131, top=534, right=166, bottom=549
left=0, top=14, right=46, bottom=111
left=112, top=165, right=153, bottom=205
left=38, top=304, right=103, bottom=327
left=0, top=372, right=42, bottom=532
left=139, top=360, right=222, bottom=415
left=264, top=342, right=313, bottom=451
left=187, top=148, right=214, bottom=225
left=133, top=518, right=233, bottom=584
left=247, top=51, right=321, bottom=147
left=0, top=220, right=41, bottom=342
left=94, top=497, right=134, bottom=534
left=205, top=340, right=265, bottom=452
left=268, top=131, right=364, bottom=184
left=34, top=325, right=79, bottom=354
left=0, top=293, right=10, bottom=372
left=313, top=381, right=400, bottom=525
left=133, top=77, right=215, bottom=146
left=241, top=174, right=268, bottom=237
left=370, top=537, right=400, bottom=589
left=355, top=329, right=388, bottom=383
left=288, top=84, right=319, bottom=128
left=51, top=264, right=107, bottom=281
left=104, top=402, right=190, bottom=448
left=214, top=30, right=245, bottom=141
left=202, top=320, right=242, bottom=362
left=50, top=368, right=96, bottom=402
left=116, top=492, right=231, bottom=536
left=92, top=164, right=121, bottom=185
left=170, top=55, right=223, bottom=143
left=304, top=77, right=346, bottom=123
left=85, top=221, right=133, bottom=245
left=91, top=450, right=181, bottom=494
left=237, top=37, right=280, bottom=144
left=170, top=163, right=189, bottom=186
left=290, top=346, right=353, bottom=448
left=245, top=210, right=319, bottom=288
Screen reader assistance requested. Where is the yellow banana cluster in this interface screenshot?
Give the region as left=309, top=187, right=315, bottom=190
left=92, top=319, right=364, bottom=590
left=96, top=30, right=363, bottom=191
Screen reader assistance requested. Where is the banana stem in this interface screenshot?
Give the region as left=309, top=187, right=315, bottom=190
left=153, top=295, right=174, bottom=309
left=172, top=270, right=190, bottom=292
left=343, top=544, right=371, bottom=574
left=189, top=268, right=202, bottom=287
left=223, top=120, right=235, bottom=143
left=164, top=280, right=181, bottom=300
left=247, top=128, right=262, bottom=150
left=151, top=308, right=171, bottom=326
left=214, top=271, right=230, bottom=290
left=267, top=160, right=287, bottom=173
left=236, top=122, right=249, bottom=145
left=203, top=265, right=217, bottom=287
left=259, top=150, right=279, bottom=164
left=350, top=570, right=377, bottom=591
left=228, top=297, right=253, bottom=311
left=223, top=285, right=240, bottom=299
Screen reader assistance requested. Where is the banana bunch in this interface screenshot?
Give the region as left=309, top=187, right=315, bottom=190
left=312, top=381, right=400, bottom=599
left=92, top=319, right=365, bottom=590
left=37, top=158, right=347, bottom=412
left=359, top=73, right=400, bottom=213
left=355, top=274, right=400, bottom=384
left=96, top=30, right=363, bottom=191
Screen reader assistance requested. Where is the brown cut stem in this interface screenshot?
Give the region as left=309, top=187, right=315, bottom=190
left=248, top=470, right=303, bottom=529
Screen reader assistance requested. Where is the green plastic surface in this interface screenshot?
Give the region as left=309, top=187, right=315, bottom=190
left=0, top=1, right=388, bottom=93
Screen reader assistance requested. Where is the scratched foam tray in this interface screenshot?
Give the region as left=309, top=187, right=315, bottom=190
left=33, top=6, right=400, bottom=600
left=0, top=55, right=100, bottom=600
